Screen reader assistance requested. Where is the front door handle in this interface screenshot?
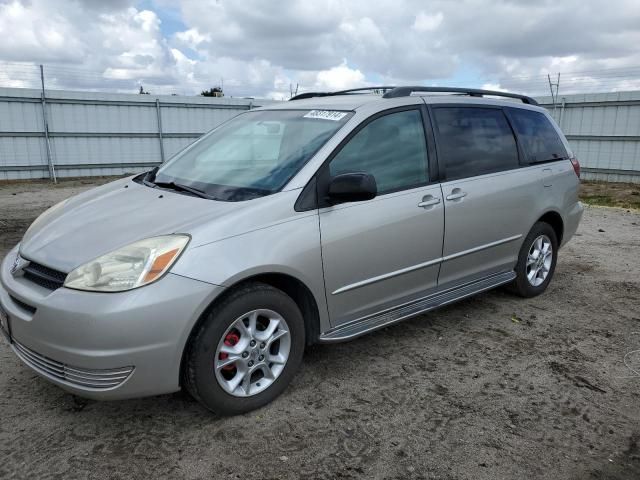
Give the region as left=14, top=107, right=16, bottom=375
left=445, top=189, right=467, bottom=201
left=418, top=195, right=441, bottom=208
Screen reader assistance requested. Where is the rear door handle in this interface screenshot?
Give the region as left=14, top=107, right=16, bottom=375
left=418, top=195, right=441, bottom=208
left=445, top=190, right=467, bottom=201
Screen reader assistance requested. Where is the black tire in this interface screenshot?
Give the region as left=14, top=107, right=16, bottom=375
left=183, top=282, right=305, bottom=415
left=507, top=221, right=558, bottom=298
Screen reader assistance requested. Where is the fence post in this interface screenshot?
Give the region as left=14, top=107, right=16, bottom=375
left=155, top=98, right=165, bottom=163
left=39, top=64, right=57, bottom=183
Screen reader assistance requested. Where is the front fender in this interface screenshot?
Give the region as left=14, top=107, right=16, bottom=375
left=171, top=213, right=331, bottom=333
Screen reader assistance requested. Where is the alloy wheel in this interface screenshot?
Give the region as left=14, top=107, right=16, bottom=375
left=526, top=234, right=553, bottom=287
left=214, top=309, right=291, bottom=397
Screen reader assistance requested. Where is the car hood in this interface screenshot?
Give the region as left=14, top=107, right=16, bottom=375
left=19, top=177, right=255, bottom=272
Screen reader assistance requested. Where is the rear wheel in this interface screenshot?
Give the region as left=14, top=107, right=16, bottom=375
left=508, top=222, right=558, bottom=298
left=184, top=282, right=305, bottom=415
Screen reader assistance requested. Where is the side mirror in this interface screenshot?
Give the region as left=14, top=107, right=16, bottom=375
left=327, top=172, right=377, bottom=205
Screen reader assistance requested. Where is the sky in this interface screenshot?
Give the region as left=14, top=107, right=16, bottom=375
left=1, top=0, right=640, bottom=98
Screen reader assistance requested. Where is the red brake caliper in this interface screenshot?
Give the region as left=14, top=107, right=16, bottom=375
left=219, top=331, right=240, bottom=372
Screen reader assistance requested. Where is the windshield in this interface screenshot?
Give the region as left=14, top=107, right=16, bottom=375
left=154, top=109, right=353, bottom=201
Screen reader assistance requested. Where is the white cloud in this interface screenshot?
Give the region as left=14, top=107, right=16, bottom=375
left=1, top=0, right=640, bottom=97
left=173, top=28, right=210, bottom=50
left=314, top=61, right=366, bottom=90
left=0, top=0, right=85, bottom=62
left=481, top=83, right=510, bottom=92
left=412, top=11, right=443, bottom=32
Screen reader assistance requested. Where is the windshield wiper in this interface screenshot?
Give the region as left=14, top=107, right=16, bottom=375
left=151, top=180, right=215, bottom=200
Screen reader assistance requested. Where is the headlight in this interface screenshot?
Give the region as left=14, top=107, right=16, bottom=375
left=64, top=235, right=190, bottom=292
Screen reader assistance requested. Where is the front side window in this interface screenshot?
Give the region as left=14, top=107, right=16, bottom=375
left=156, top=109, right=353, bottom=201
left=329, top=109, right=429, bottom=194
left=508, top=108, right=567, bottom=163
left=433, top=107, right=519, bottom=181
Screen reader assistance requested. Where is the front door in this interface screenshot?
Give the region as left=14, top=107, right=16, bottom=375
left=318, top=107, right=444, bottom=326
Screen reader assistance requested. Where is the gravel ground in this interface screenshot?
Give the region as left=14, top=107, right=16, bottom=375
left=0, top=178, right=639, bottom=480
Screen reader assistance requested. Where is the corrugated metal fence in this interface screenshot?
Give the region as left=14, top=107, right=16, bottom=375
left=0, top=87, right=276, bottom=180
left=537, top=90, right=640, bottom=183
left=1, top=87, right=639, bottom=182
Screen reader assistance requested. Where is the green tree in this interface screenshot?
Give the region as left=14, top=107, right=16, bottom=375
left=200, top=87, right=223, bottom=97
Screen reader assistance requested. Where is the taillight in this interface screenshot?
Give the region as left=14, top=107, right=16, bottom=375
left=570, top=157, right=580, bottom=178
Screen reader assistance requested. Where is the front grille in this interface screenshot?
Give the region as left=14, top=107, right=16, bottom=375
left=22, top=261, right=67, bottom=290
left=13, top=340, right=134, bottom=390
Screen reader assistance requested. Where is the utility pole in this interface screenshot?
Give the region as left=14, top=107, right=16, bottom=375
left=39, top=65, right=57, bottom=183
left=547, top=73, right=561, bottom=119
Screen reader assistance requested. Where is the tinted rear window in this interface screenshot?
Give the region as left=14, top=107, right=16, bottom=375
left=508, top=108, right=567, bottom=163
left=433, top=107, right=519, bottom=180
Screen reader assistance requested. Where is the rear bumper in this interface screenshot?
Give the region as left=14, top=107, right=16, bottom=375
left=0, top=245, right=223, bottom=400
left=562, top=201, right=584, bottom=247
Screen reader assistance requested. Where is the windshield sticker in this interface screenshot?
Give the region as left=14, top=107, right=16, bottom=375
left=303, top=110, right=348, bottom=121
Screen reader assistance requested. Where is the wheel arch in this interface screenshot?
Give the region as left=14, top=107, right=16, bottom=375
left=536, top=210, right=564, bottom=245
left=230, top=272, right=322, bottom=347
left=179, top=270, right=323, bottom=386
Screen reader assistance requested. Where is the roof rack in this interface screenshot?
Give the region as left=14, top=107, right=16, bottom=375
left=289, top=85, right=538, bottom=106
left=289, top=86, right=396, bottom=101
left=382, top=86, right=538, bottom=105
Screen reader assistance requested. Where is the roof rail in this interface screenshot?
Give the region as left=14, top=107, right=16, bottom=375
left=289, top=86, right=396, bottom=101
left=382, top=86, right=538, bottom=105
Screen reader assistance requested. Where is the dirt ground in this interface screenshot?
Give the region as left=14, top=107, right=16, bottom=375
left=580, top=181, right=640, bottom=210
left=0, top=178, right=639, bottom=480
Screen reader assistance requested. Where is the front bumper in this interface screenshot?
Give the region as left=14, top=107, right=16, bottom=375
left=0, top=245, right=223, bottom=400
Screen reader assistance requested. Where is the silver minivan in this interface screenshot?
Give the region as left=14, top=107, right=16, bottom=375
left=0, top=87, right=583, bottom=414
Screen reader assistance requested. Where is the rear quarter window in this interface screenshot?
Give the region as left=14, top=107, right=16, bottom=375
left=433, top=107, right=519, bottom=181
left=507, top=108, right=567, bottom=164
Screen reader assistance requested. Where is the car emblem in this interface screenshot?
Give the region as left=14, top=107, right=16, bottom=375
left=10, top=255, right=24, bottom=275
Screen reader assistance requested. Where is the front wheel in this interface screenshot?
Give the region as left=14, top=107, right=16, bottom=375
left=184, top=282, right=305, bottom=415
left=508, top=222, right=558, bottom=298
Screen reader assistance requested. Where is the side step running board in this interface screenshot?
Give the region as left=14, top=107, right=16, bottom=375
left=318, top=271, right=516, bottom=343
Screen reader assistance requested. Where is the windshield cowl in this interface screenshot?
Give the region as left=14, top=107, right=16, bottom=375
left=136, top=171, right=274, bottom=202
